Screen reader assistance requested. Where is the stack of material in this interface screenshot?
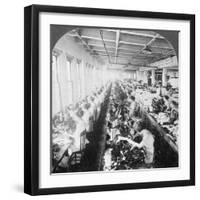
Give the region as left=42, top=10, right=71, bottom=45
left=149, top=96, right=179, bottom=145
left=130, top=82, right=179, bottom=146
left=108, top=141, right=145, bottom=170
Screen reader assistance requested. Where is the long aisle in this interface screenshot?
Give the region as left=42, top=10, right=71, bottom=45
left=79, top=83, right=112, bottom=171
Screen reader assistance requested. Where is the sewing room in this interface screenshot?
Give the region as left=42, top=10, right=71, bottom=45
left=51, top=26, right=179, bottom=173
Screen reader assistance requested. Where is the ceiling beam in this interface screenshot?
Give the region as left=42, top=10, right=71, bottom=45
left=91, top=45, right=169, bottom=57
left=101, top=29, right=164, bottom=39
left=88, top=43, right=116, bottom=49
left=99, top=30, right=111, bottom=64
left=118, top=47, right=138, bottom=53
left=95, top=51, right=157, bottom=60
left=80, top=35, right=168, bottom=50
left=93, top=50, right=151, bottom=60
left=109, top=62, right=157, bottom=68
left=119, top=40, right=173, bottom=50
left=68, top=33, right=173, bottom=50
left=118, top=51, right=154, bottom=56
left=67, top=33, right=115, bottom=43
left=88, top=43, right=140, bottom=53
left=149, top=46, right=174, bottom=50
left=87, top=42, right=137, bottom=51
left=120, top=30, right=164, bottom=39
left=97, top=54, right=132, bottom=59
left=81, top=35, right=116, bottom=43
left=115, top=30, right=120, bottom=63
left=73, top=31, right=97, bottom=56
left=93, top=49, right=114, bottom=53
left=93, top=49, right=159, bottom=59
left=120, top=40, right=144, bottom=47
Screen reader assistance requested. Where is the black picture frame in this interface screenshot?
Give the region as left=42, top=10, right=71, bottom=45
left=24, top=4, right=195, bottom=196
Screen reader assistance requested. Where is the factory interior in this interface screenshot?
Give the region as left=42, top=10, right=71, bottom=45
left=51, top=27, right=179, bottom=173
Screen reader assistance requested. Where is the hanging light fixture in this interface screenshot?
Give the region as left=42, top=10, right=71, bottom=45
left=142, top=46, right=152, bottom=54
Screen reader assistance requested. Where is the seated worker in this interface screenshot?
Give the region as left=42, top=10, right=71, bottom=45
left=163, top=95, right=170, bottom=111
left=91, top=92, right=99, bottom=122
left=128, top=95, right=140, bottom=117
left=67, top=108, right=87, bottom=153
left=52, top=110, right=78, bottom=172
left=81, top=102, right=94, bottom=132
left=116, top=129, right=155, bottom=165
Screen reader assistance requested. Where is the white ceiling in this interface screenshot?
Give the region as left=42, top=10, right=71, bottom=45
left=66, top=28, right=176, bottom=69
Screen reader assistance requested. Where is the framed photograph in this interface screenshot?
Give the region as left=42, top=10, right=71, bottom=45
left=24, top=4, right=195, bottom=195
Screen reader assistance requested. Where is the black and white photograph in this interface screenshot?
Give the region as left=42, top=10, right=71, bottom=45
left=0, top=0, right=198, bottom=197
left=23, top=4, right=195, bottom=195
left=51, top=26, right=179, bottom=174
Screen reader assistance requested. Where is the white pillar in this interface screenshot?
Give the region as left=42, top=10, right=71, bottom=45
left=162, top=68, right=167, bottom=87
left=151, top=69, right=155, bottom=86
left=52, top=49, right=63, bottom=113
left=141, top=71, right=145, bottom=83
left=65, top=53, right=74, bottom=103
left=143, top=71, right=148, bottom=84
left=136, top=70, right=139, bottom=81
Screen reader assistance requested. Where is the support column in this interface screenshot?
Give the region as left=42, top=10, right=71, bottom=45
left=136, top=70, right=139, bottom=81
left=65, top=53, right=74, bottom=103
left=162, top=68, right=167, bottom=87
left=143, top=71, right=148, bottom=84
left=133, top=70, right=137, bottom=81
left=151, top=69, right=155, bottom=86
left=76, top=58, right=82, bottom=100
left=52, top=49, right=63, bottom=113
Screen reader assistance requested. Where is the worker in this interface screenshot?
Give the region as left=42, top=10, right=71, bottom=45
left=67, top=108, right=87, bottom=153
left=129, top=95, right=140, bottom=117
left=116, top=129, right=155, bottom=166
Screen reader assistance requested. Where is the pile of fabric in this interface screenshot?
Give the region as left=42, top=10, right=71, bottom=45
left=149, top=96, right=179, bottom=145
left=107, top=140, right=145, bottom=170
left=127, top=81, right=179, bottom=146
left=151, top=98, right=167, bottom=113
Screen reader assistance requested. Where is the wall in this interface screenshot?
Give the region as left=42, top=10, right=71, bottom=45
left=52, top=34, right=105, bottom=115
left=167, top=70, right=179, bottom=78
left=136, top=70, right=148, bottom=83
left=135, top=55, right=179, bottom=85
left=150, top=56, right=178, bottom=68
left=0, top=0, right=199, bottom=200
